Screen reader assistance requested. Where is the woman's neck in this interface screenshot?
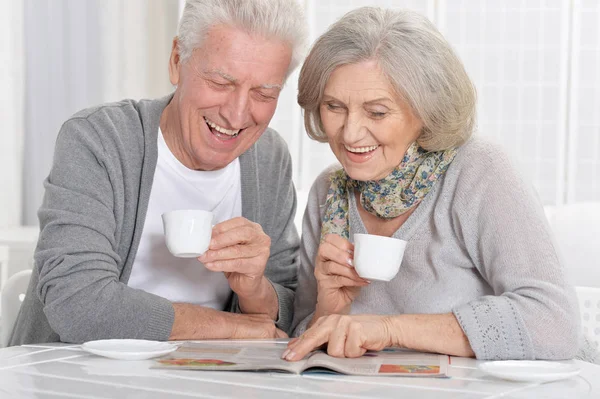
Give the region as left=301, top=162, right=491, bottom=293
left=354, top=191, right=416, bottom=237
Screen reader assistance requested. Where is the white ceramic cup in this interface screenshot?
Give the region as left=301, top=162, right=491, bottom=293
left=162, top=210, right=214, bottom=258
left=353, top=233, right=407, bottom=281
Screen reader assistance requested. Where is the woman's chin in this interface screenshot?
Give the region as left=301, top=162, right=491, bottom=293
left=344, top=167, right=381, bottom=182
left=343, top=162, right=394, bottom=181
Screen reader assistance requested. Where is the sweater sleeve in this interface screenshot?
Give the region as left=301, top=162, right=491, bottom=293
left=451, top=142, right=580, bottom=360
left=290, top=168, right=334, bottom=336
left=36, top=118, right=174, bottom=343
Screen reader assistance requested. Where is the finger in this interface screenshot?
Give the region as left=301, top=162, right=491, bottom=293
left=319, top=241, right=354, bottom=268
left=284, top=324, right=333, bottom=362
left=327, top=317, right=351, bottom=357
left=345, top=322, right=367, bottom=358
left=320, top=261, right=367, bottom=282
left=322, top=234, right=354, bottom=254
left=276, top=328, right=288, bottom=339
left=319, top=274, right=369, bottom=289
left=203, top=258, right=260, bottom=273
left=212, top=217, right=261, bottom=236
left=209, top=226, right=267, bottom=250
left=287, top=337, right=300, bottom=347
left=200, top=244, right=263, bottom=263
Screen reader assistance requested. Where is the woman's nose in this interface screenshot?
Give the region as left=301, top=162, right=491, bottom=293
left=342, top=112, right=365, bottom=143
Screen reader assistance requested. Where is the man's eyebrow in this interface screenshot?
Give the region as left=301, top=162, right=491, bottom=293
left=205, top=69, right=282, bottom=90
left=205, top=69, right=238, bottom=83
left=259, top=83, right=283, bottom=90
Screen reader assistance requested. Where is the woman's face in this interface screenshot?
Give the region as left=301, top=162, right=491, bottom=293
left=320, top=60, right=423, bottom=181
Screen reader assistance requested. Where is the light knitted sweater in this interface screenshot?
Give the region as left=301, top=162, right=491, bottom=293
left=292, top=138, right=591, bottom=361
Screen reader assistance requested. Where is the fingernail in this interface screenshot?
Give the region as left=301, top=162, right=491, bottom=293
left=285, top=351, right=296, bottom=361
left=347, top=249, right=353, bottom=254
left=281, top=349, right=290, bottom=359
left=347, top=258, right=353, bottom=266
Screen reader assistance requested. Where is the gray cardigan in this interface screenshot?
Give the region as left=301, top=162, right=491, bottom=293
left=292, top=139, right=589, bottom=361
left=10, top=95, right=300, bottom=345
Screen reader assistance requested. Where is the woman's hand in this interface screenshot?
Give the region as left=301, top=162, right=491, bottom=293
left=282, top=313, right=475, bottom=362
left=313, top=234, right=369, bottom=317
left=282, top=314, right=395, bottom=361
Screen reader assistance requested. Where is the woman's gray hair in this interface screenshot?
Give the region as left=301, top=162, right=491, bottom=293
left=177, top=0, right=307, bottom=78
left=298, top=7, right=477, bottom=151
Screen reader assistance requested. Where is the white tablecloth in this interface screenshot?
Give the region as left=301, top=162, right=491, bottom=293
left=0, top=342, right=598, bottom=398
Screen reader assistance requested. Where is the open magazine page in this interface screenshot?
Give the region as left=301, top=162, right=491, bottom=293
left=152, top=341, right=306, bottom=374
left=303, top=348, right=449, bottom=377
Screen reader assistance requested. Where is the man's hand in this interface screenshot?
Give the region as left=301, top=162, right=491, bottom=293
left=169, top=303, right=287, bottom=340
left=198, top=217, right=270, bottom=297
left=228, top=313, right=288, bottom=339
left=197, top=217, right=278, bottom=319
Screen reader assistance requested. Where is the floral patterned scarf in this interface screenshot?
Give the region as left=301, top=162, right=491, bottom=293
left=321, top=142, right=458, bottom=240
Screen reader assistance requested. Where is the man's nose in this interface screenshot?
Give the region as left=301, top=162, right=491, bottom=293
left=221, top=89, right=250, bottom=129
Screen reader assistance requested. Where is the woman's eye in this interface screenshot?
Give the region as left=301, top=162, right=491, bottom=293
left=370, top=111, right=386, bottom=118
left=326, top=103, right=343, bottom=111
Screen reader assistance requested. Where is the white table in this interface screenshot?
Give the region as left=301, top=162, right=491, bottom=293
left=0, top=343, right=598, bottom=398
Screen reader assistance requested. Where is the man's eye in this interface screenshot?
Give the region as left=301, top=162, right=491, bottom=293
left=209, top=81, right=229, bottom=89
left=256, top=92, right=276, bottom=101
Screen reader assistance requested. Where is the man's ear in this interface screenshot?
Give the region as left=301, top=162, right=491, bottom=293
left=168, top=37, right=181, bottom=86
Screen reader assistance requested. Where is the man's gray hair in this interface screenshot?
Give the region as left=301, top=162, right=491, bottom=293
left=298, top=7, right=477, bottom=151
left=177, top=0, right=307, bottom=78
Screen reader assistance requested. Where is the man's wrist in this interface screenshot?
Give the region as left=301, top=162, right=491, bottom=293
left=237, top=277, right=278, bottom=319
left=170, top=303, right=235, bottom=340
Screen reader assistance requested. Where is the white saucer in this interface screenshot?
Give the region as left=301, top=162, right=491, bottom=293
left=81, top=339, right=178, bottom=361
left=479, top=360, right=581, bottom=383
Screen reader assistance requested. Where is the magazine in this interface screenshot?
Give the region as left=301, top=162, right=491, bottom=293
left=152, top=340, right=449, bottom=377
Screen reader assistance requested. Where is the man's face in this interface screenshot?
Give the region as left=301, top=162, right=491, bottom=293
left=167, top=25, right=292, bottom=171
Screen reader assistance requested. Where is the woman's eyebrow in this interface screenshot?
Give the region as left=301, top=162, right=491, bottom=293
left=322, top=94, right=342, bottom=102
left=364, top=97, right=393, bottom=105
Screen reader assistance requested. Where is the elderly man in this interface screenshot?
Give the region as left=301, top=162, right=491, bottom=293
left=10, top=0, right=307, bottom=345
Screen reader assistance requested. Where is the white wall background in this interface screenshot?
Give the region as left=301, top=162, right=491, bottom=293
left=0, top=1, right=24, bottom=227
left=270, top=0, right=600, bottom=207
left=1, top=0, right=599, bottom=227
left=20, top=0, right=178, bottom=226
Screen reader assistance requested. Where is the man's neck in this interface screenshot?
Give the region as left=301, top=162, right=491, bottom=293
left=159, top=100, right=202, bottom=171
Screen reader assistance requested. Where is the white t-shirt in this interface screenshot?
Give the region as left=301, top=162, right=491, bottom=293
left=128, top=128, right=241, bottom=310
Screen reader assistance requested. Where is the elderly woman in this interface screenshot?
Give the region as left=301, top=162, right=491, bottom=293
left=284, top=7, right=584, bottom=362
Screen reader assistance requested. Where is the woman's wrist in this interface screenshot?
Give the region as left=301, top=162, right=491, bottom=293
left=384, top=314, right=407, bottom=348
left=315, top=300, right=351, bottom=317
